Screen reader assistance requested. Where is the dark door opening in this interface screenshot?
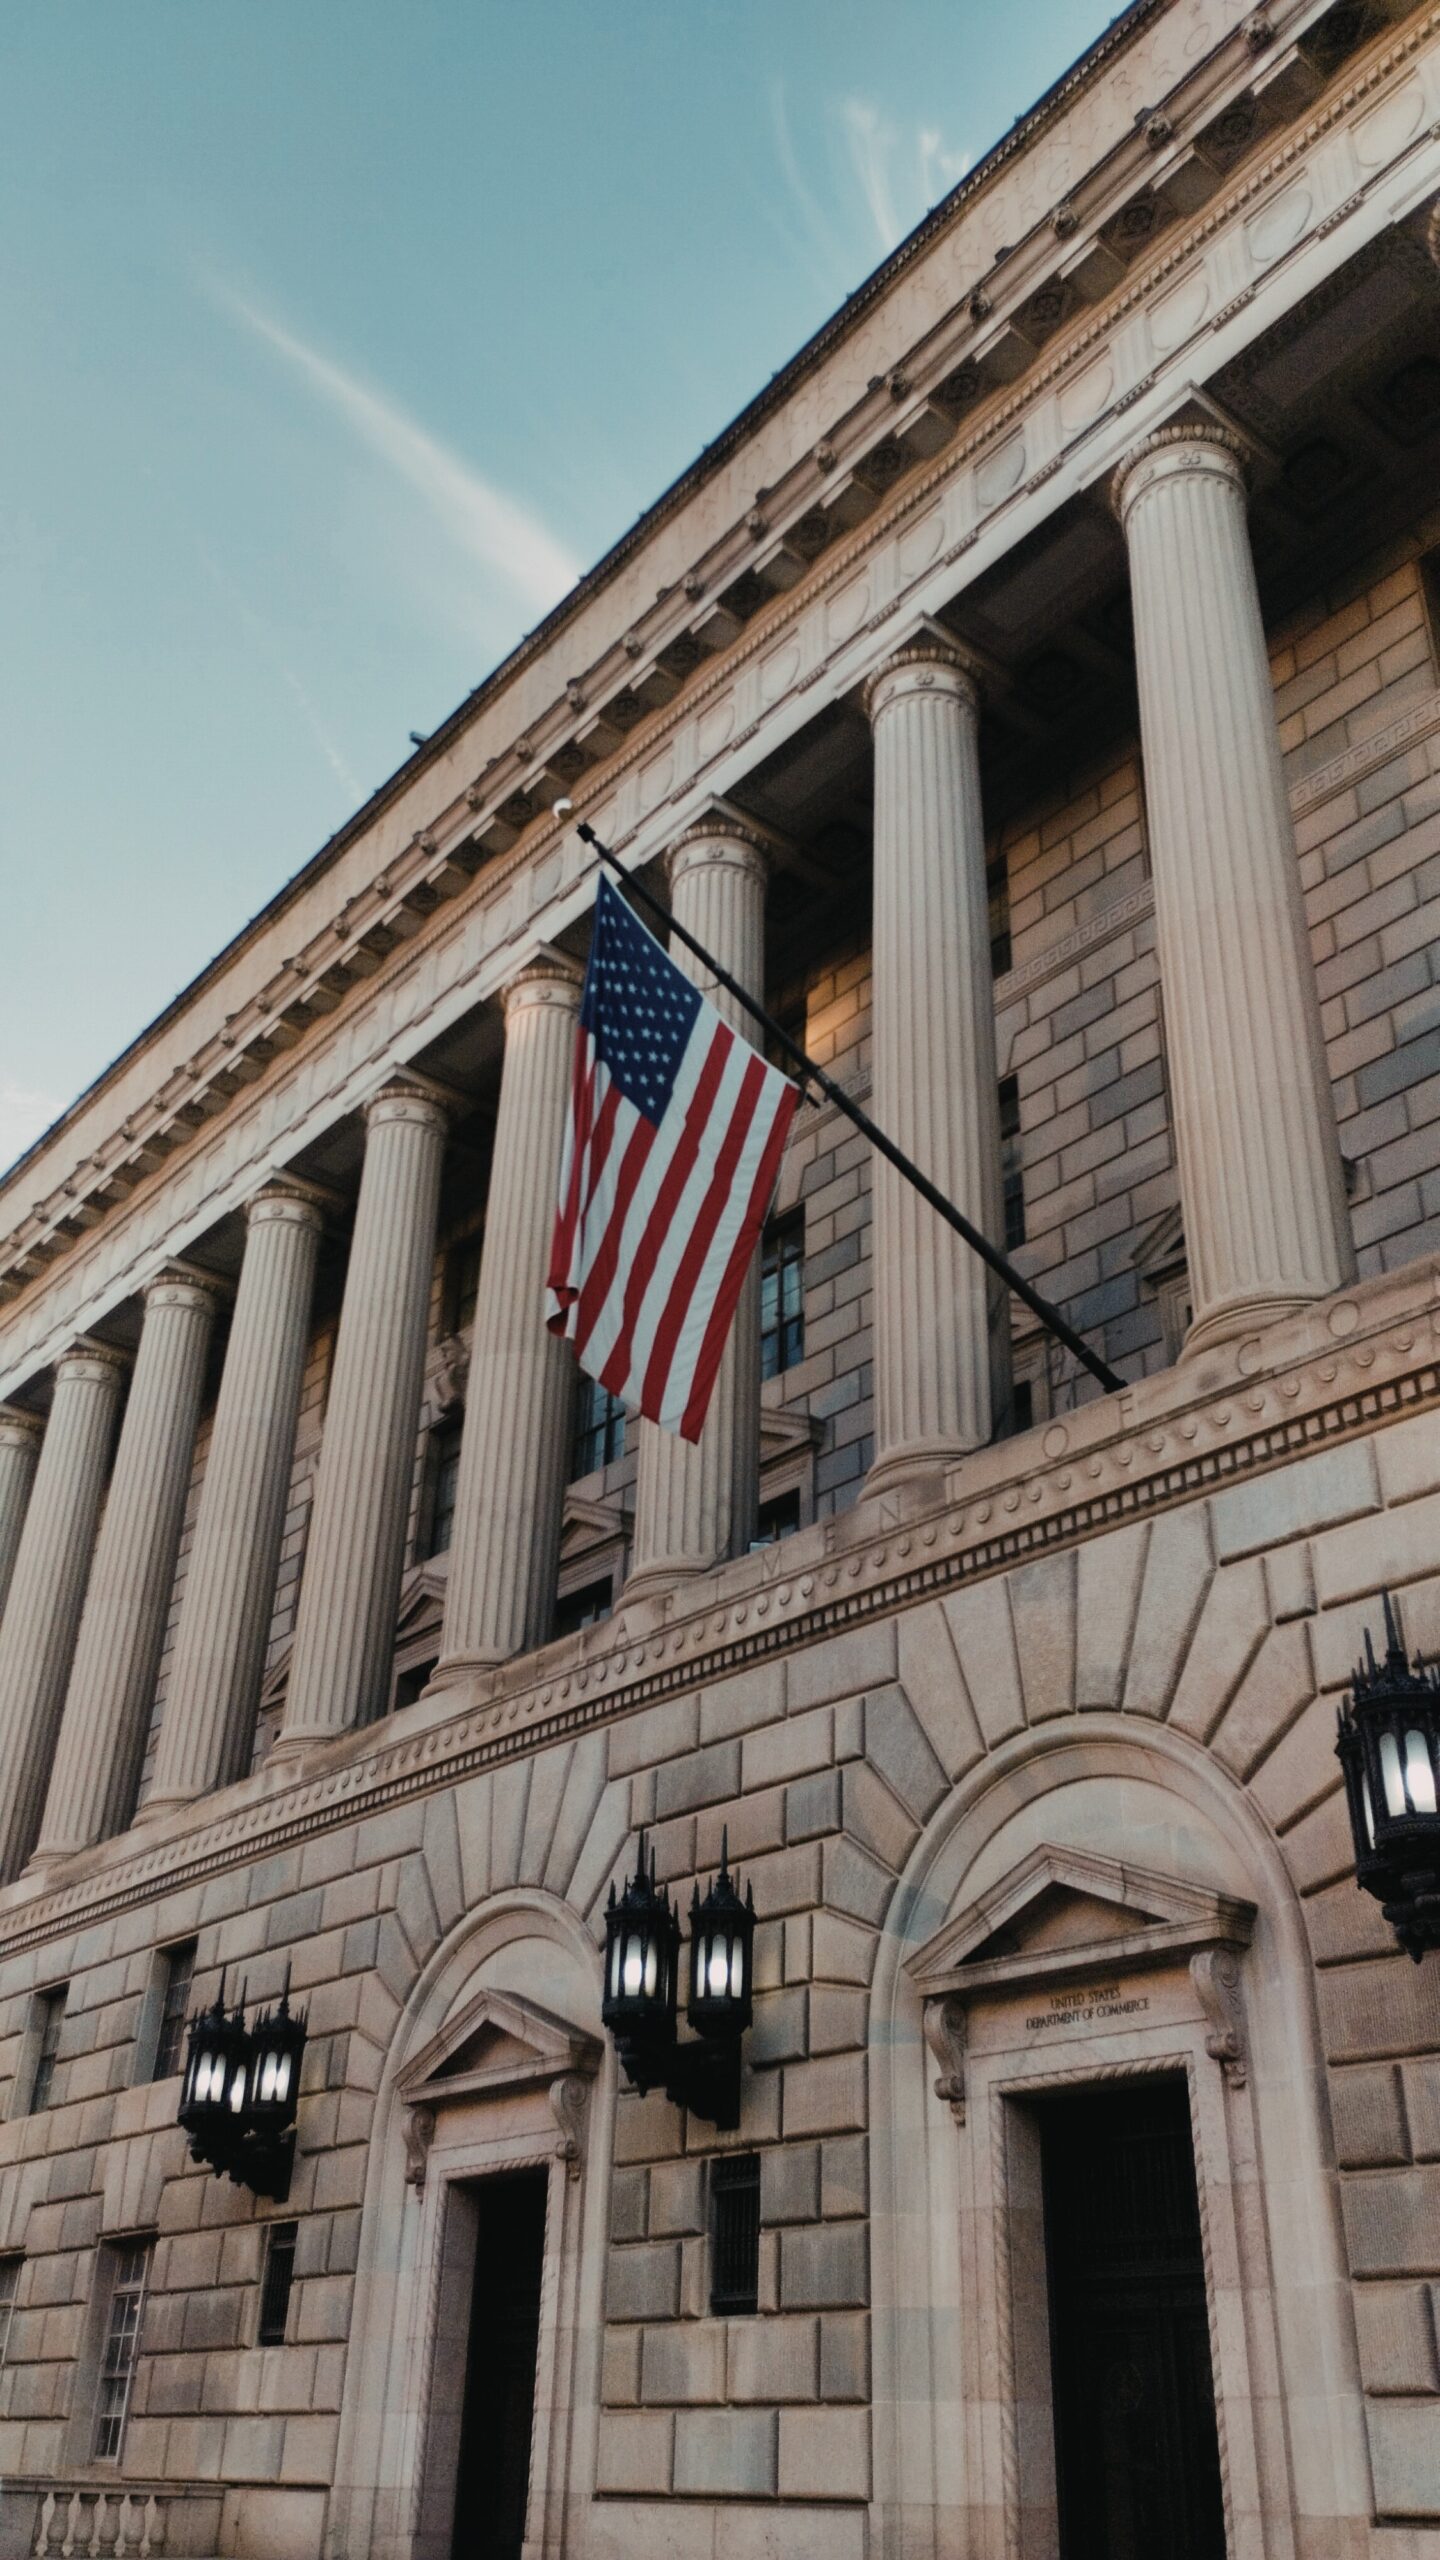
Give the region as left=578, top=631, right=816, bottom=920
left=1039, top=2077, right=1225, bottom=2560
left=450, top=2168, right=548, bottom=2560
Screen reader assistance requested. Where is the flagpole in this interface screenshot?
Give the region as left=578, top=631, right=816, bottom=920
left=558, top=809, right=1124, bottom=1399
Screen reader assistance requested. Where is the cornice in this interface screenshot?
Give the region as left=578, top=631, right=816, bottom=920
left=1, top=5, right=1437, bottom=1362
left=0, top=1253, right=1435, bottom=1963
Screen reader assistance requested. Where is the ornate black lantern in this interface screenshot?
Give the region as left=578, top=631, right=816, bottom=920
left=176, top=1971, right=306, bottom=2200
left=1336, top=1591, right=1440, bottom=1961
left=602, top=1836, right=753, bottom=2128
left=603, top=1840, right=680, bottom=2052
left=687, top=1835, right=754, bottom=2040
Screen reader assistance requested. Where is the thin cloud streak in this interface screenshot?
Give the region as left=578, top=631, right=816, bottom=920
left=839, top=95, right=972, bottom=255
left=205, top=278, right=582, bottom=617
left=192, top=539, right=365, bottom=805
left=0, top=1080, right=62, bottom=1181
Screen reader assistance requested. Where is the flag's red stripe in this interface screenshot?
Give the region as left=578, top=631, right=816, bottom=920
left=642, top=1048, right=767, bottom=1420
left=571, top=1096, right=665, bottom=1351
left=678, top=1079, right=798, bottom=1438
left=606, top=1022, right=734, bottom=1389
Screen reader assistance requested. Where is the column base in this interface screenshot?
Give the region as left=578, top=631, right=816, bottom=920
left=622, top=1554, right=724, bottom=1609
left=1181, top=1287, right=1330, bottom=1361
left=864, top=1437, right=979, bottom=1503
left=131, top=1792, right=194, bottom=1830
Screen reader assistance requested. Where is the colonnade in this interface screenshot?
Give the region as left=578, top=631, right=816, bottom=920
left=0, top=425, right=1355, bottom=1880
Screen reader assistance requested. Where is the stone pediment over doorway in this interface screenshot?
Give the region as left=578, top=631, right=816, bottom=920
left=397, top=1986, right=602, bottom=2191
left=905, top=1847, right=1256, bottom=2122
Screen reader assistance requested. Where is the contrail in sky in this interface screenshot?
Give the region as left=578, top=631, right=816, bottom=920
left=205, top=278, right=581, bottom=617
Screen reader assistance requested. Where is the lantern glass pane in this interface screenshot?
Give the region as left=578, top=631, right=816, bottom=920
left=1380, top=1729, right=1407, bottom=1817
left=274, top=2055, right=291, bottom=2104
left=608, top=1939, right=621, bottom=1999
left=1404, top=1730, right=1437, bottom=1815
left=229, top=2064, right=246, bottom=2112
left=730, top=1940, right=745, bottom=1998
left=708, top=1940, right=728, bottom=1998
left=1362, top=1770, right=1376, bottom=1847
left=623, top=1937, right=642, bottom=1998
left=643, top=1938, right=658, bottom=1998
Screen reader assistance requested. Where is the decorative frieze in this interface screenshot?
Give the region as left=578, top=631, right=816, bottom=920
left=0, top=1251, right=1434, bottom=1960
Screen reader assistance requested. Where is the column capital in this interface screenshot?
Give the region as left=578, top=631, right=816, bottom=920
left=0, top=1406, right=42, bottom=1451
left=863, top=639, right=980, bottom=726
left=501, top=947, right=585, bottom=1023
left=363, top=1070, right=453, bottom=1136
left=1111, top=422, right=1248, bottom=525
left=245, top=1173, right=336, bottom=1236
left=669, top=809, right=771, bottom=892
left=142, top=1262, right=229, bottom=1316
left=54, top=1335, right=130, bottom=1387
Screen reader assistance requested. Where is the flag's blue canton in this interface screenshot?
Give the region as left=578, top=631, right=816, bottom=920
left=580, top=875, right=703, bottom=1125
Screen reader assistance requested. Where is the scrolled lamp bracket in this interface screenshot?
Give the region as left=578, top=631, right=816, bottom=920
left=176, top=1969, right=306, bottom=2201
left=1336, top=1591, right=1440, bottom=1962
left=603, top=1833, right=754, bottom=2131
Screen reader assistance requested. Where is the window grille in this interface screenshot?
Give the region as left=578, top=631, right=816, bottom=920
left=257, top=2220, right=298, bottom=2347
left=152, top=1942, right=196, bottom=2082
left=571, top=1375, right=626, bottom=1479
left=445, top=1230, right=484, bottom=1335
left=0, top=2257, right=20, bottom=2372
left=29, top=1989, right=66, bottom=2115
left=424, top=1415, right=464, bottom=1560
left=92, top=2242, right=150, bottom=2460
left=760, top=1213, right=804, bottom=1381
left=999, top=1076, right=1025, bottom=1251
left=710, top=2152, right=760, bottom=2315
left=555, top=1577, right=613, bottom=1639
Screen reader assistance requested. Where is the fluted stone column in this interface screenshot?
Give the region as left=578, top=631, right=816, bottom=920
left=1115, top=426, right=1354, bottom=1353
left=142, top=1180, right=327, bottom=1820
left=438, top=955, right=583, bottom=1670
left=628, top=818, right=769, bottom=1593
left=276, top=1075, right=447, bottom=1752
left=0, top=1410, right=41, bottom=1622
left=864, top=640, right=1008, bottom=1491
left=33, top=1271, right=222, bottom=1862
left=0, top=1344, right=126, bottom=1880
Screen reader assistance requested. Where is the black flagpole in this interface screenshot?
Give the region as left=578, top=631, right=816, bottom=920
left=560, top=809, right=1123, bottom=1399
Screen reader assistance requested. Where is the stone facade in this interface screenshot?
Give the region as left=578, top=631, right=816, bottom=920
left=2, top=4, right=1440, bottom=2556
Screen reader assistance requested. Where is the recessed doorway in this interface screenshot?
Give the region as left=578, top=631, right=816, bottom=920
left=1039, top=2077, right=1225, bottom=2560
left=449, top=2168, right=548, bottom=2560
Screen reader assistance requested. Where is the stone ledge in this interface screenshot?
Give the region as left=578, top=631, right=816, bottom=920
left=0, top=1255, right=1435, bottom=1963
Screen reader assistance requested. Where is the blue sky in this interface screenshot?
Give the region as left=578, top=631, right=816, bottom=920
left=0, top=0, right=1122, bottom=1170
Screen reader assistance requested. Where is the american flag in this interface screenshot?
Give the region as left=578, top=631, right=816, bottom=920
left=546, top=874, right=799, bottom=1442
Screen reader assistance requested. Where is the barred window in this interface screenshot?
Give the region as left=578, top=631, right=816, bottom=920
left=257, top=2220, right=298, bottom=2348
left=760, top=1213, right=804, bottom=1381
left=444, top=1230, right=484, bottom=1335
left=0, top=2257, right=20, bottom=2372
left=153, top=1942, right=195, bottom=2082
left=92, top=2242, right=150, bottom=2461
left=571, top=1375, right=626, bottom=1480
left=988, top=853, right=1012, bottom=980
left=753, top=1489, right=801, bottom=1547
left=29, top=1989, right=66, bottom=2115
left=999, top=1076, right=1025, bottom=1252
left=710, top=2152, right=760, bottom=2315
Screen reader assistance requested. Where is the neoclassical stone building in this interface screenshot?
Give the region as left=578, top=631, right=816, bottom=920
left=2, top=1, right=1440, bottom=2553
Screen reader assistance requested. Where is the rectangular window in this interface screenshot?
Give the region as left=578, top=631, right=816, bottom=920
left=29, top=1989, right=66, bottom=2115
left=988, top=853, right=1012, bottom=980
left=570, top=1376, right=626, bottom=1480
left=710, top=2152, right=760, bottom=2315
left=424, top=1415, right=464, bottom=1560
left=444, top=1230, right=484, bottom=1336
left=92, top=2242, right=150, bottom=2461
left=257, top=2219, right=298, bottom=2347
left=760, top=1213, right=805, bottom=1381
left=999, top=1076, right=1025, bottom=1252
left=152, top=1942, right=196, bottom=2083
left=753, top=1488, right=801, bottom=1547
left=0, top=2257, right=20, bottom=2371
left=554, top=1576, right=613, bottom=1639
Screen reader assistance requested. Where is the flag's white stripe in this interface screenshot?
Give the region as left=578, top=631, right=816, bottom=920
left=653, top=1083, right=786, bottom=1430
left=578, top=1014, right=731, bottom=1383
left=616, top=1024, right=754, bottom=1406
left=567, top=1071, right=644, bottom=1347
